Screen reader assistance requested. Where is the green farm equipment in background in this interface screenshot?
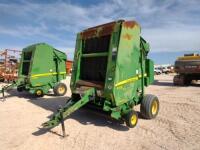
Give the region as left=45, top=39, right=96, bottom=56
left=0, top=43, right=67, bottom=98
left=43, top=20, right=159, bottom=134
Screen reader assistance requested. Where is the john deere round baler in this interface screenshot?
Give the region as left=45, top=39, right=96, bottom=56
left=0, top=43, right=67, bottom=98
left=43, top=20, right=159, bottom=131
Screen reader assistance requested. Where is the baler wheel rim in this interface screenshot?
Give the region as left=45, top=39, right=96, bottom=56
left=140, top=94, right=159, bottom=119
left=36, top=90, right=42, bottom=95
left=35, top=89, right=44, bottom=97
left=151, top=100, right=158, bottom=115
left=130, top=114, right=137, bottom=125
left=58, top=86, right=65, bottom=94
left=125, top=110, right=138, bottom=128
left=53, top=83, right=67, bottom=96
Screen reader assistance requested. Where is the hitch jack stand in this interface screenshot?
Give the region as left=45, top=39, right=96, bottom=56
left=60, top=112, right=66, bottom=138
left=0, top=88, right=5, bottom=102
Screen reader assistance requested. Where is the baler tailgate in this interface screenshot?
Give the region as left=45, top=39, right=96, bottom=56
left=42, top=88, right=95, bottom=128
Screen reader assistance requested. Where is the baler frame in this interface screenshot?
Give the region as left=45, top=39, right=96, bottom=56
left=43, top=20, right=159, bottom=136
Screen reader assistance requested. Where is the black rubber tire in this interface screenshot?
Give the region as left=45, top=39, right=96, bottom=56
left=35, top=89, right=44, bottom=97
left=140, top=94, right=159, bottom=119
left=53, top=83, right=67, bottom=96
left=173, top=75, right=179, bottom=85
left=185, top=79, right=191, bottom=86
left=174, top=75, right=191, bottom=86
left=124, top=110, right=138, bottom=128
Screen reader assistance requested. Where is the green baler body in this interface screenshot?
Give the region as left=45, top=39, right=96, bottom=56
left=71, top=20, right=154, bottom=107
left=43, top=20, right=155, bottom=129
left=17, top=43, right=67, bottom=94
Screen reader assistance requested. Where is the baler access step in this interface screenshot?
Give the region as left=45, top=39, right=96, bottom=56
left=42, top=88, right=95, bottom=129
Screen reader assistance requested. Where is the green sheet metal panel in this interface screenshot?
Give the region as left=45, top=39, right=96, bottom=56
left=70, top=33, right=82, bottom=91
left=145, top=59, right=154, bottom=86
left=18, top=44, right=35, bottom=79
left=53, top=49, right=67, bottom=81
left=113, top=21, right=141, bottom=106
left=103, top=21, right=122, bottom=101
left=30, top=44, right=54, bottom=86
left=19, top=43, right=66, bottom=87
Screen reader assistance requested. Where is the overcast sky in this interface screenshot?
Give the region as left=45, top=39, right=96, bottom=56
left=0, top=0, right=200, bottom=60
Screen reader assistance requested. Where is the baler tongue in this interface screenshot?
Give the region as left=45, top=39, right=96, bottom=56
left=42, top=88, right=95, bottom=131
left=0, top=82, right=18, bottom=101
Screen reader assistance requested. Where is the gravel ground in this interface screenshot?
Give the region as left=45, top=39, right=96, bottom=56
left=0, top=75, right=200, bottom=150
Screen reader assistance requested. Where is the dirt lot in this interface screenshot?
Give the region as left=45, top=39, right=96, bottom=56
left=0, top=75, right=200, bottom=150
